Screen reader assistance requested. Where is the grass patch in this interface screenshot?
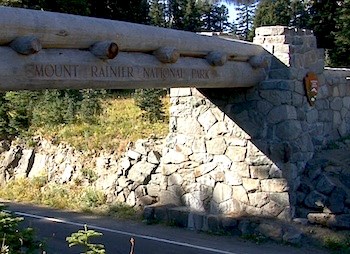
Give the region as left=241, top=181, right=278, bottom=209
left=241, top=234, right=269, bottom=244
left=30, top=96, right=169, bottom=152
left=323, top=235, right=350, bottom=253
left=0, top=178, right=139, bottom=220
left=105, top=203, right=140, bottom=220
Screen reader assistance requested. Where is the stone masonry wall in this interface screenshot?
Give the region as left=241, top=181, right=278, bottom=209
left=160, top=26, right=350, bottom=221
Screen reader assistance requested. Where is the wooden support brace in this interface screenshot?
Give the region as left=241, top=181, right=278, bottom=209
left=154, top=47, right=180, bottom=63
left=10, top=36, right=41, bottom=55
left=90, top=41, right=119, bottom=60
left=249, top=55, right=269, bottom=69
left=206, top=51, right=227, bottom=66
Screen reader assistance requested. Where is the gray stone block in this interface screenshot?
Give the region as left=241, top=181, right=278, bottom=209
left=257, top=222, right=283, bottom=241
left=282, top=227, right=303, bottom=244
left=207, top=215, right=222, bottom=233
left=304, top=190, right=327, bottom=209
left=168, top=206, right=189, bottom=228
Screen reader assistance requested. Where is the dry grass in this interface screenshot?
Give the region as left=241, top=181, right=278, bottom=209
left=31, top=96, right=169, bottom=151
left=0, top=177, right=139, bottom=220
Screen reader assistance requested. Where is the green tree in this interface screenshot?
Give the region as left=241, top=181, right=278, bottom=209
left=289, top=0, right=309, bottom=28
left=202, top=3, right=230, bottom=32
left=87, top=0, right=149, bottom=24
left=308, top=0, right=341, bottom=49
left=330, top=0, right=350, bottom=67
left=66, top=225, right=105, bottom=254
left=149, top=0, right=166, bottom=27
left=134, top=89, right=165, bottom=123
left=5, top=91, right=38, bottom=136
left=253, top=0, right=291, bottom=27
left=235, top=2, right=256, bottom=40
left=38, top=0, right=90, bottom=15
left=0, top=93, right=9, bottom=138
left=0, top=205, right=43, bottom=253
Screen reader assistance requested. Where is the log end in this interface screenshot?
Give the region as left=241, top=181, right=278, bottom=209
left=10, top=36, right=42, bottom=55
left=90, top=41, right=119, bottom=60
left=206, top=51, right=227, bottom=66
left=249, top=55, right=270, bottom=69
left=154, top=47, right=180, bottom=64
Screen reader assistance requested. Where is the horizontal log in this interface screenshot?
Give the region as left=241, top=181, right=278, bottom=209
left=0, top=6, right=266, bottom=60
left=0, top=47, right=267, bottom=91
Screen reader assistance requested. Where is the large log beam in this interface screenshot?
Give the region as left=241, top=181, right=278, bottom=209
left=0, top=47, right=266, bottom=91
left=0, top=7, right=266, bottom=61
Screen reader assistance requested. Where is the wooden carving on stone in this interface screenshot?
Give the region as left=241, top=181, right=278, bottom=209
left=304, top=72, right=319, bottom=106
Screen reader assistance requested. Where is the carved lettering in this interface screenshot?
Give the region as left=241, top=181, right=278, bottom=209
left=90, top=65, right=134, bottom=78
left=191, top=69, right=210, bottom=79
left=143, top=67, right=184, bottom=79
left=27, top=63, right=213, bottom=82
left=34, top=64, right=79, bottom=78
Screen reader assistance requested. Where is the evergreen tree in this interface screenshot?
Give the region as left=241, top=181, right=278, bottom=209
left=183, top=0, right=202, bottom=31
left=4, top=91, right=38, bottom=136
left=168, top=0, right=186, bottom=30
left=253, top=0, right=290, bottom=27
left=235, top=2, right=256, bottom=40
left=134, top=89, right=165, bottom=123
left=202, top=3, right=230, bottom=32
left=290, top=0, right=309, bottom=28
left=79, top=0, right=152, bottom=25
left=0, top=93, right=10, bottom=138
left=167, top=0, right=203, bottom=32
left=330, top=0, right=350, bottom=67
left=308, top=0, right=341, bottom=49
left=149, top=0, right=166, bottom=27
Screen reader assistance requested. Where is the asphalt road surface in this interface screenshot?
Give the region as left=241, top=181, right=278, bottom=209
left=2, top=201, right=329, bottom=254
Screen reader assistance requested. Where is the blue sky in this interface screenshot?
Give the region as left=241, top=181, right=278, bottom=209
left=220, top=1, right=237, bottom=23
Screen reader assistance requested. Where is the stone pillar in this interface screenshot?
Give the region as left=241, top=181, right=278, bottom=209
left=163, top=26, right=349, bottom=221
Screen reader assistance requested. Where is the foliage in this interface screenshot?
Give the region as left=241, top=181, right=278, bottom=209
left=88, top=0, right=150, bottom=24
left=31, top=89, right=104, bottom=127
left=235, top=2, right=256, bottom=40
left=253, top=0, right=291, bottom=27
left=134, top=89, right=166, bottom=123
left=202, top=3, right=231, bottom=32
left=323, top=235, right=350, bottom=253
left=4, top=92, right=38, bottom=137
left=33, top=96, right=168, bottom=151
left=0, top=93, right=10, bottom=139
left=106, top=203, right=139, bottom=220
left=81, top=168, right=98, bottom=184
left=80, top=188, right=106, bottom=209
left=66, top=224, right=106, bottom=254
left=149, top=0, right=166, bottom=27
left=308, top=0, right=340, bottom=50
left=0, top=178, right=139, bottom=220
left=329, top=0, right=350, bottom=67
left=0, top=204, right=44, bottom=253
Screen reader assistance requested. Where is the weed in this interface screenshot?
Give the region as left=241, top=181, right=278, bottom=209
left=66, top=224, right=106, bottom=254
left=81, top=188, right=106, bottom=209
left=81, top=168, right=98, bottom=183
left=241, top=233, right=268, bottom=244
left=323, top=236, right=350, bottom=253
left=107, top=203, right=140, bottom=220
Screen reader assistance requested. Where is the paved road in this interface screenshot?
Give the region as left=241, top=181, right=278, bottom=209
left=2, top=201, right=328, bottom=254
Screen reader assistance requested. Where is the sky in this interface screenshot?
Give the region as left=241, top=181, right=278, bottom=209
left=220, top=1, right=237, bottom=23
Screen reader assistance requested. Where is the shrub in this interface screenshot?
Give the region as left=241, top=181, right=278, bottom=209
left=0, top=204, right=44, bottom=253
left=134, top=89, right=166, bottom=122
